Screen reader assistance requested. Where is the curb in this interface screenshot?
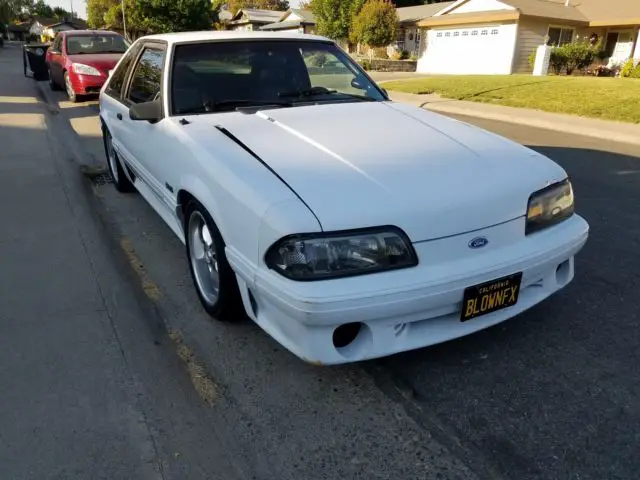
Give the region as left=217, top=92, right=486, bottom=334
left=387, top=91, right=640, bottom=147
left=423, top=102, right=640, bottom=147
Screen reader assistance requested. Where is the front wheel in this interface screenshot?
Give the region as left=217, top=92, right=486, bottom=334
left=185, top=202, right=243, bottom=321
left=64, top=71, right=80, bottom=102
left=103, top=128, right=135, bottom=193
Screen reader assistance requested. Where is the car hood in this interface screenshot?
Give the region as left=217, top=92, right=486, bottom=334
left=200, top=102, right=567, bottom=241
left=67, top=53, right=122, bottom=72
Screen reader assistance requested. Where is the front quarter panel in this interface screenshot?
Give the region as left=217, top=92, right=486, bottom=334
left=172, top=119, right=321, bottom=269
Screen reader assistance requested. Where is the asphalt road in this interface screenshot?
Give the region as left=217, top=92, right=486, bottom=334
left=4, top=43, right=640, bottom=480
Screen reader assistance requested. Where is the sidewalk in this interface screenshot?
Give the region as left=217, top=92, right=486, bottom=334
left=0, top=44, right=162, bottom=479
left=386, top=90, right=640, bottom=147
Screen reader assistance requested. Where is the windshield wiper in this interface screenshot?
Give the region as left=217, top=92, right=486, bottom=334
left=179, top=99, right=292, bottom=115
left=279, top=86, right=376, bottom=102
left=279, top=86, right=337, bottom=98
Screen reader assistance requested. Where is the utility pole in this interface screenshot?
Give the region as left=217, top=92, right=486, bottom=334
left=121, top=0, right=128, bottom=41
left=69, top=0, right=74, bottom=17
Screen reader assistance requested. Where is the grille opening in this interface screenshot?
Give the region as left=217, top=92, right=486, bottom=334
left=556, top=259, right=571, bottom=286
left=332, top=322, right=373, bottom=360
left=332, top=323, right=362, bottom=349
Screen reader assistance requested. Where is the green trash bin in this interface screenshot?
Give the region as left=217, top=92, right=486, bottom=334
left=23, top=43, right=51, bottom=81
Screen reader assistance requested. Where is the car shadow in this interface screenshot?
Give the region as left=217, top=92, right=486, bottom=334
left=373, top=144, right=640, bottom=479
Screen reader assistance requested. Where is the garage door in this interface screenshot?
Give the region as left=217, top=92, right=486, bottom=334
left=417, top=25, right=516, bottom=75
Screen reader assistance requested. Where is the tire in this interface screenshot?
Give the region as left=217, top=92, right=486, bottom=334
left=64, top=71, right=80, bottom=102
left=184, top=202, right=243, bottom=321
left=103, top=128, right=135, bottom=193
left=48, top=68, right=61, bottom=90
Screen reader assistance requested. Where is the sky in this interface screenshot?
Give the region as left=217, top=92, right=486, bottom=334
left=45, top=0, right=303, bottom=21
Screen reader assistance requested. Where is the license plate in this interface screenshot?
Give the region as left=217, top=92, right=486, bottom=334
left=460, top=272, right=523, bottom=322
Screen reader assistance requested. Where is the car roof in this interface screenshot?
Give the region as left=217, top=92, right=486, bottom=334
left=63, top=29, right=122, bottom=37
left=140, top=30, right=332, bottom=45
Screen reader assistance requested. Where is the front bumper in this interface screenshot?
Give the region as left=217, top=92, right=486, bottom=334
left=71, top=72, right=107, bottom=95
left=228, top=215, right=589, bottom=365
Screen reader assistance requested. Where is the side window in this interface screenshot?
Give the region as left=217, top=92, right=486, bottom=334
left=105, top=44, right=140, bottom=99
left=301, top=48, right=359, bottom=95
left=52, top=35, right=62, bottom=53
left=127, top=47, right=165, bottom=104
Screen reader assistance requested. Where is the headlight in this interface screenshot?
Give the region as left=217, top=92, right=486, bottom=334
left=526, top=178, right=574, bottom=235
left=72, top=63, right=101, bottom=76
left=265, top=227, right=418, bottom=281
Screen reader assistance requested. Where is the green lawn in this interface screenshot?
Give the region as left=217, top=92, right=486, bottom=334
left=384, top=75, right=640, bottom=123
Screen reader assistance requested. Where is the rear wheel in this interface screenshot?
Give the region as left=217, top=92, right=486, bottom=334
left=185, top=202, right=243, bottom=321
left=103, top=128, right=135, bottom=193
left=48, top=68, right=61, bottom=90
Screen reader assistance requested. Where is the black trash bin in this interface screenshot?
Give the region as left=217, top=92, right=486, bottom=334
left=23, top=43, right=51, bottom=81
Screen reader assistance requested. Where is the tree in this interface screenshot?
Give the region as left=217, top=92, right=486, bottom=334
left=87, top=0, right=217, bottom=37
left=212, top=0, right=289, bottom=15
left=350, top=0, right=397, bottom=52
left=52, top=6, right=73, bottom=18
left=86, top=0, right=118, bottom=29
left=28, top=0, right=54, bottom=17
left=310, top=0, right=366, bottom=42
left=129, top=0, right=215, bottom=34
left=0, top=0, right=32, bottom=24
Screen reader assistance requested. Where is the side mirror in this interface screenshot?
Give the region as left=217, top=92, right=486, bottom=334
left=129, top=99, right=163, bottom=123
left=351, top=77, right=365, bottom=90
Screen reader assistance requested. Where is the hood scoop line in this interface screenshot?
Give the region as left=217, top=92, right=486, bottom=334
left=213, top=125, right=322, bottom=230
left=256, top=112, right=390, bottom=193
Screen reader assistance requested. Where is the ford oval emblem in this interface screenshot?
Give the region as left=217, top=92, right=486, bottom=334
left=468, top=237, right=489, bottom=249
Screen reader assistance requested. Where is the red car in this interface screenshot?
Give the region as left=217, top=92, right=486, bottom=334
left=46, top=30, right=129, bottom=102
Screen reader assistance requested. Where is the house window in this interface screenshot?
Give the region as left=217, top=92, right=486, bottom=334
left=436, top=32, right=442, bottom=37
left=481, top=30, right=488, bottom=35
left=547, top=27, right=573, bottom=46
left=453, top=31, right=459, bottom=37
left=471, top=30, right=478, bottom=36
left=462, top=31, right=469, bottom=36
left=491, top=29, right=499, bottom=35
left=445, top=32, right=450, bottom=37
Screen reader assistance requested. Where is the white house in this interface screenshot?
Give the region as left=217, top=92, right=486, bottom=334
left=416, top=0, right=640, bottom=75
left=392, top=2, right=455, bottom=57
left=261, top=8, right=317, bottom=34
left=29, top=16, right=88, bottom=42
left=227, top=9, right=284, bottom=32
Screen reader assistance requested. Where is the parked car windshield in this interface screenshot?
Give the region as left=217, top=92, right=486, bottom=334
left=171, top=40, right=386, bottom=115
left=66, top=34, right=128, bottom=55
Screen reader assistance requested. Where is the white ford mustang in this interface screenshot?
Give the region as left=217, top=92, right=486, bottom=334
left=99, top=31, right=589, bottom=365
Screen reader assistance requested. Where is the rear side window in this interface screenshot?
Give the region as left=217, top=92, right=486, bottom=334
left=127, top=47, right=165, bottom=104
left=51, top=35, right=62, bottom=53
left=105, top=44, right=140, bottom=99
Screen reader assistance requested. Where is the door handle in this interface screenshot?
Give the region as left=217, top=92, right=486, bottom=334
left=117, top=113, right=123, bottom=120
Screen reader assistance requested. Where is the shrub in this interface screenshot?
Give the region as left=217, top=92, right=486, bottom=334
left=359, top=59, right=371, bottom=70
left=549, top=49, right=568, bottom=75
left=630, top=63, right=640, bottom=79
left=389, top=50, right=402, bottom=60
left=620, top=58, right=636, bottom=77
left=306, top=52, right=328, bottom=67
left=557, top=40, right=596, bottom=75
left=409, top=54, right=418, bottom=62
left=399, top=50, right=410, bottom=60
left=528, top=49, right=537, bottom=69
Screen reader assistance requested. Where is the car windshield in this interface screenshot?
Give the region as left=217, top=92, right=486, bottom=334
left=171, top=40, right=386, bottom=115
left=66, top=34, right=128, bottom=55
